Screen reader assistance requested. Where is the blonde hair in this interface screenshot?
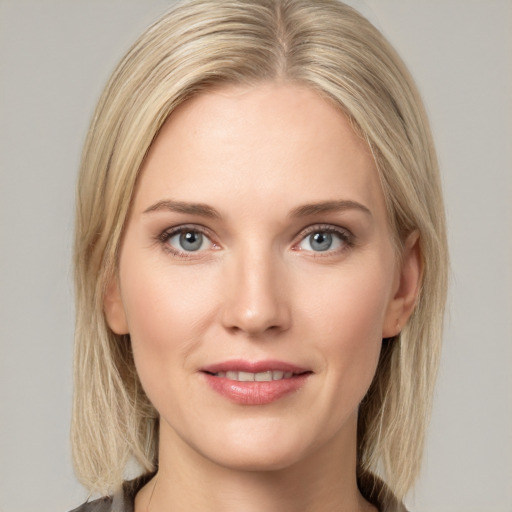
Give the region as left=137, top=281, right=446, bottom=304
left=73, top=0, right=448, bottom=505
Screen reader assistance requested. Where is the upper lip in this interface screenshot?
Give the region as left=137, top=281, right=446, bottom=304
left=201, top=359, right=311, bottom=375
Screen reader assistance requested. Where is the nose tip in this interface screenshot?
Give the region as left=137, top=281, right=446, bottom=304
left=225, top=304, right=285, bottom=336
left=220, top=255, right=291, bottom=337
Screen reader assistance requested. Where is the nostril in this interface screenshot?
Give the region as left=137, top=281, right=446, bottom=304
left=220, top=267, right=292, bottom=335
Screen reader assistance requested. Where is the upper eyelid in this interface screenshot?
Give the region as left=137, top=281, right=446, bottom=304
left=158, top=225, right=218, bottom=258
left=157, top=223, right=353, bottom=249
left=295, top=223, right=352, bottom=239
left=292, top=224, right=355, bottom=253
left=160, top=223, right=350, bottom=236
left=160, top=224, right=213, bottom=238
left=158, top=224, right=218, bottom=252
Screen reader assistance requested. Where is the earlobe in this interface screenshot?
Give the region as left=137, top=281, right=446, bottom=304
left=103, top=276, right=129, bottom=335
left=382, top=231, right=423, bottom=338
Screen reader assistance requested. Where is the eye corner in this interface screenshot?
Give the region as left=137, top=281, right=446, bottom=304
left=292, top=224, right=355, bottom=256
left=156, top=224, right=219, bottom=259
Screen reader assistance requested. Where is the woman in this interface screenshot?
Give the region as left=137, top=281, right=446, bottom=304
left=71, top=0, right=448, bottom=511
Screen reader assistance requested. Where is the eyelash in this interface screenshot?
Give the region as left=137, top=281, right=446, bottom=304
left=157, top=224, right=217, bottom=259
left=156, top=223, right=355, bottom=259
left=292, top=224, right=355, bottom=256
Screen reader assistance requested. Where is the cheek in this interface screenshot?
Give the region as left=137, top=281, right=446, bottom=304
left=121, top=254, right=217, bottom=335
left=302, top=260, right=392, bottom=342
left=118, top=261, right=219, bottom=391
left=300, top=261, right=392, bottom=393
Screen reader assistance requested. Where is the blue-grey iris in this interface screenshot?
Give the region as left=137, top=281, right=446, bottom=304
left=180, top=231, right=203, bottom=251
left=310, top=232, right=332, bottom=251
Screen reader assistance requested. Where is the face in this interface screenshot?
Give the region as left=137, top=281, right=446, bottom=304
left=105, top=83, right=419, bottom=472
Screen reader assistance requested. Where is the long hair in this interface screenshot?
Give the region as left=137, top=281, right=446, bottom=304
left=72, top=0, right=448, bottom=503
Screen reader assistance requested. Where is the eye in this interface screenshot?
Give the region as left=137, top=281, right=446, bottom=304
left=160, top=226, right=216, bottom=255
left=296, top=227, right=352, bottom=253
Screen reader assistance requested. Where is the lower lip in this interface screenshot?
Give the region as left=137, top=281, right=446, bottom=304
left=202, top=373, right=310, bottom=405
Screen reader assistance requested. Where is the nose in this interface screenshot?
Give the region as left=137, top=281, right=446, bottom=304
left=220, top=248, right=291, bottom=337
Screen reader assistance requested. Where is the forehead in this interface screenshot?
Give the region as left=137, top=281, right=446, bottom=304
left=133, top=82, right=385, bottom=222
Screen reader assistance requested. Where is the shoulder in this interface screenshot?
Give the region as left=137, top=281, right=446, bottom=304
left=68, top=472, right=154, bottom=512
left=68, top=486, right=126, bottom=512
left=68, top=496, right=114, bottom=512
left=358, top=472, right=410, bottom=512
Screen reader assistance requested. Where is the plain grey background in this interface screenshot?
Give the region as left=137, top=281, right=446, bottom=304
left=0, top=1, right=511, bottom=511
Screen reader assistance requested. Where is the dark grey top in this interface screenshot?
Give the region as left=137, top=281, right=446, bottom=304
left=69, top=474, right=153, bottom=512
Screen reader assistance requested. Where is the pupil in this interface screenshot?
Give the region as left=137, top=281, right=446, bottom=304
left=311, top=232, right=332, bottom=251
left=180, top=231, right=203, bottom=251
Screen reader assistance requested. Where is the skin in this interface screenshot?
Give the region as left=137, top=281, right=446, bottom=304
left=105, top=82, right=421, bottom=512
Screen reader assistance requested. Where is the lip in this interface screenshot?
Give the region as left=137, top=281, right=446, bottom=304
left=202, top=359, right=309, bottom=374
left=201, top=359, right=312, bottom=405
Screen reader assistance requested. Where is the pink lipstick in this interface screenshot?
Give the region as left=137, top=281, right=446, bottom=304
left=201, top=360, right=311, bottom=405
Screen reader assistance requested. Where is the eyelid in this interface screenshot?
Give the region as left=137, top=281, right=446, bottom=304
left=157, top=224, right=219, bottom=257
left=292, top=224, right=355, bottom=253
left=158, top=223, right=212, bottom=241
left=156, top=222, right=354, bottom=258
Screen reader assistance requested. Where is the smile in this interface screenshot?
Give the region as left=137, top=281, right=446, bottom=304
left=210, top=370, right=296, bottom=381
left=201, top=360, right=312, bottom=405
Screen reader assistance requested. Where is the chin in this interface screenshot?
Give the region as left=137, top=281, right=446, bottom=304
left=190, top=423, right=323, bottom=473
left=206, top=445, right=306, bottom=473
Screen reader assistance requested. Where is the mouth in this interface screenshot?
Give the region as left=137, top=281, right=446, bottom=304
left=200, top=360, right=312, bottom=405
left=205, top=370, right=303, bottom=381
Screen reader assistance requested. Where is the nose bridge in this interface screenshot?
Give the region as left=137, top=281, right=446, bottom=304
left=221, top=241, right=290, bottom=335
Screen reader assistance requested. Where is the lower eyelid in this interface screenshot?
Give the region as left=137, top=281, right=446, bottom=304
left=294, top=226, right=355, bottom=253
left=157, top=225, right=354, bottom=256
left=157, top=226, right=217, bottom=253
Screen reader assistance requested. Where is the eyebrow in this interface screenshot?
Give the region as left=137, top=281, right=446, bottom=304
left=143, top=199, right=221, bottom=218
left=289, top=200, right=372, bottom=218
left=143, top=198, right=371, bottom=219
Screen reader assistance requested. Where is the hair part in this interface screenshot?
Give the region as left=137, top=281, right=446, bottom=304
left=73, top=0, right=448, bottom=504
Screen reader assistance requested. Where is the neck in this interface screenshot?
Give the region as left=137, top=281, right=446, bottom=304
left=136, top=414, right=376, bottom=512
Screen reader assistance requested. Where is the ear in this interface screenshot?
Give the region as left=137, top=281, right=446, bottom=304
left=103, top=275, right=129, bottom=335
left=382, top=231, right=423, bottom=338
